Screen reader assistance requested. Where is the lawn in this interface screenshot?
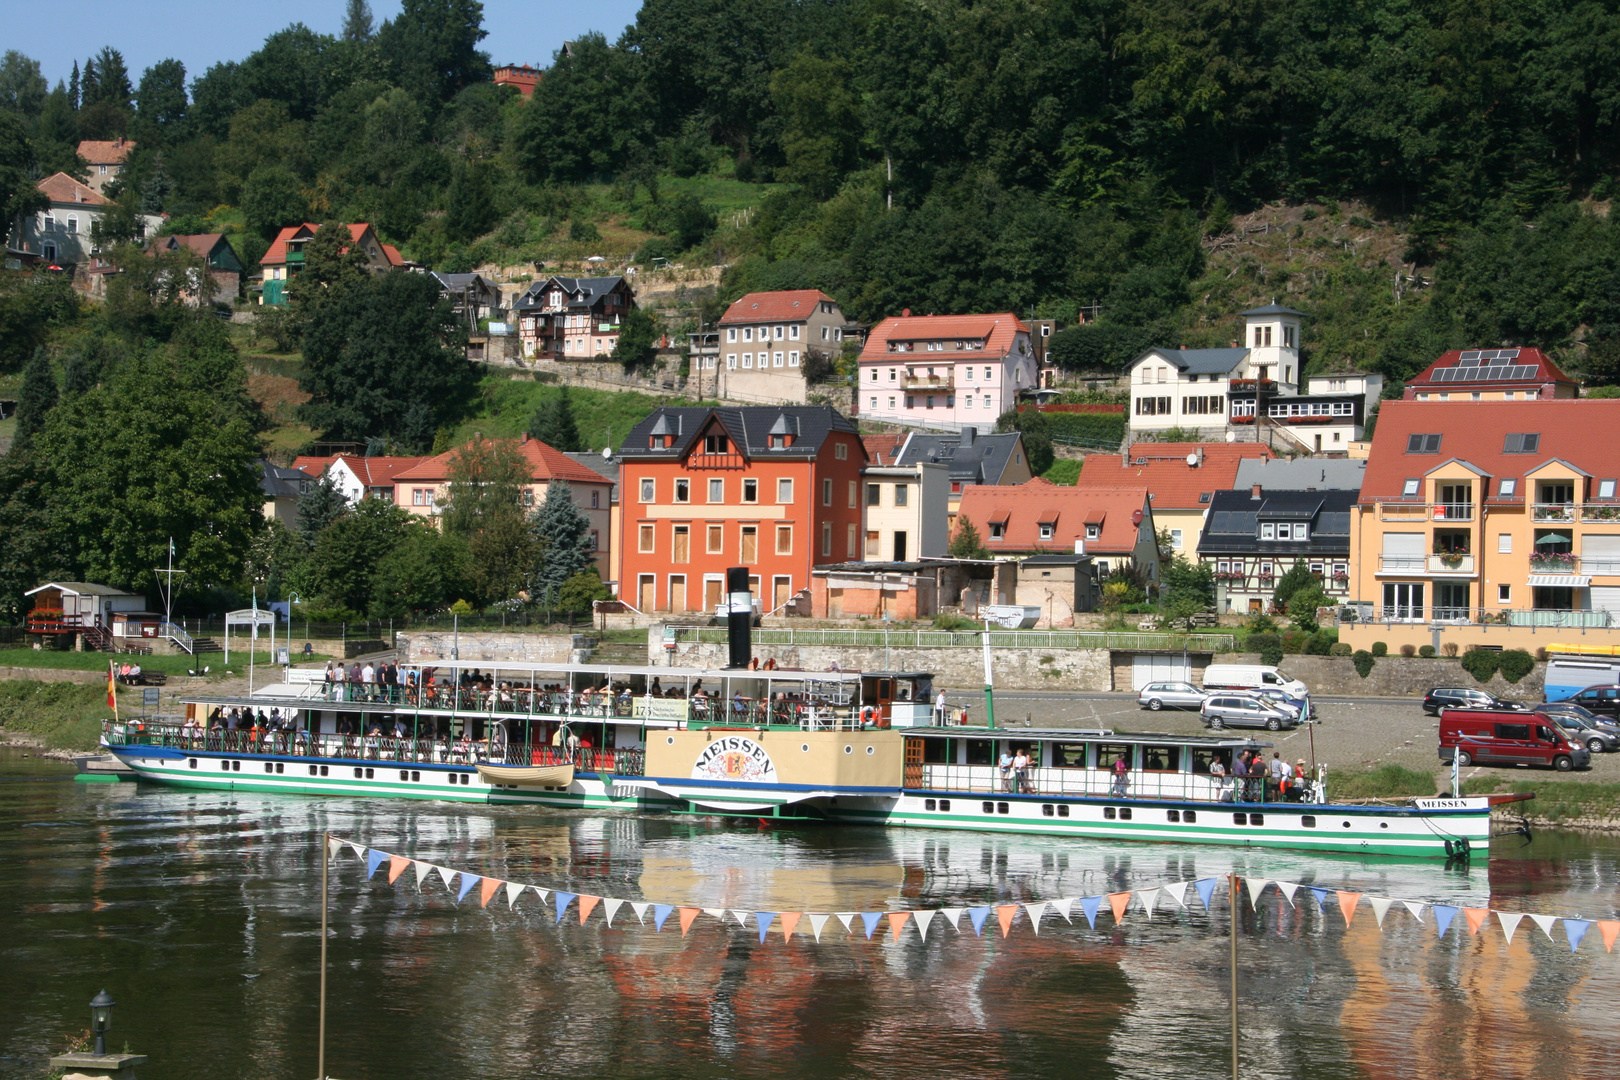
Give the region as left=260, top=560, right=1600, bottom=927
left=0, top=648, right=331, bottom=676
left=0, top=681, right=120, bottom=750
left=449, top=375, right=709, bottom=453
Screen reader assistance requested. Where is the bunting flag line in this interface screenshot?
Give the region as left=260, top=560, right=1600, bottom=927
left=631, top=902, right=650, bottom=925
left=968, top=907, right=990, bottom=937
left=652, top=904, right=674, bottom=932
left=889, top=911, right=911, bottom=943
left=1051, top=897, right=1076, bottom=922
left=602, top=898, right=624, bottom=928
left=553, top=892, right=577, bottom=924
left=1401, top=900, right=1426, bottom=924
left=1566, top=919, right=1592, bottom=953
left=807, top=913, right=831, bottom=942
left=414, top=860, right=433, bottom=891
left=939, top=908, right=963, bottom=932
left=456, top=873, right=480, bottom=905
left=756, top=912, right=776, bottom=944
left=1464, top=908, right=1490, bottom=935
left=579, top=896, right=601, bottom=925
left=1368, top=896, right=1395, bottom=929
left=1433, top=905, right=1459, bottom=938
left=780, top=912, right=801, bottom=942
left=1160, top=882, right=1187, bottom=910
left=1137, top=889, right=1159, bottom=919
left=1601, top=921, right=1620, bottom=953
left=996, top=905, right=1017, bottom=938
left=914, top=909, right=936, bottom=941
left=1024, top=901, right=1048, bottom=934
left=835, top=912, right=857, bottom=934
left=1275, top=882, right=1299, bottom=910
left=859, top=912, right=883, bottom=940
left=678, top=908, right=700, bottom=937
left=479, top=877, right=502, bottom=909
left=1080, top=895, right=1102, bottom=930
left=1499, top=912, right=1525, bottom=945
left=1108, top=892, right=1131, bottom=924
left=506, top=882, right=525, bottom=910
left=1194, top=878, right=1219, bottom=911
left=1245, top=878, right=1268, bottom=910
left=365, top=849, right=388, bottom=880
left=1529, top=914, right=1559, bottom=941
left=1336, top=892, right=1361, bottom=929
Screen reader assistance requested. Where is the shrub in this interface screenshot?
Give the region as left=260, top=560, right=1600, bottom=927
left=1280, top=629, right=1312, bottom=654
left=1460, top=648, right=1501, bottom=682
left=1442, top=641, right=1460, bottom=657
left=1497, top=649, right=1536, bottom=684
left=1245, top=612, right=1279, bottom=635
left=1260, top=645, right=1284, bottom=666
left=1419, top=644, right=1437, bottom=658
left=932, top=613, right=977, bottom=631
left=1307, top=630, right=1336, bottom=655
left=1371, top=641, right=1388, bottom=657
left=1246, top=632, right=1280, bottom=655
left=1399, top=643, right=1417, bottom=657
left=1352, top=650, right=1375, bottom=678
left=1329, top=642, right=1353, bottom=656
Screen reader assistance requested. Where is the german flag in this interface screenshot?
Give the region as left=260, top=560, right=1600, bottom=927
left=107, top=662, right=117, bottom=712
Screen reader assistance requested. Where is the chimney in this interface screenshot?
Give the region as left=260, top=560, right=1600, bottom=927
left=902, top=307, right=911, bottom=317
left=1251, top=484, right=1262, bottom=500
left=960, top=426, right=976, bottom=447
left=1179, top=345, right=1187, bottom=350
left=521, top=432, right=529, bottom=444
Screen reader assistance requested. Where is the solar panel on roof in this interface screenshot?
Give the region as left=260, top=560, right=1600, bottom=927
left=1460, top=351, right=1482, bottom=362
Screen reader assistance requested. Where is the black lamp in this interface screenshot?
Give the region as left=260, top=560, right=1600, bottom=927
left=89, top=990, right=114, bottom=1056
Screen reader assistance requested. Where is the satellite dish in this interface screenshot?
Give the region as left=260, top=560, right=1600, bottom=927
left=1225, top=431, right=1237, bottom=442
left=602, top=447, right=613, bottom=459
left=1186, top=453, right=1199, bottom=466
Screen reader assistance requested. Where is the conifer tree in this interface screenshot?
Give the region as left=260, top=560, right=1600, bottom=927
left=343, top=0, right=375, bottom=42
left=13, top=347, right=58, bottom=452
left=527, top=386, right=581, bottom=452
left=296, top=474, right=349, bottom=544
left=528, top=481, right=596, bottom=606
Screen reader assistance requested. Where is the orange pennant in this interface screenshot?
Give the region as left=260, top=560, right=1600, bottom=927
left=479, top=878, right=503, bottom=908
left=1464, top=908, right=1489, bottom=935
left=679, top=907, right=700, bottom=936
left=387, top=856, right=410, bottom=884
left=780, top=911, right=802, bottom=941
left=578, top=895, right=601, bottom=925
left=995, top=905, right=1018, bottom=937
left=1108, top=892, right=1132, bottom=924
left=1600, top=921, right=1620, bottom=952
left=1336, top=892, right=1361, bottom=929
left=889, top=911, right=913, bottom=942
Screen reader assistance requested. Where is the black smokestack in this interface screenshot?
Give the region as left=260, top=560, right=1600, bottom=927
left=726, top=566, right=752, bottom=669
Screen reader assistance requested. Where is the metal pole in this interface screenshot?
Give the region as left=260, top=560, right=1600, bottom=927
left=1229, top=872, right=1239, bottom=1080
left=982, top=619, right=996, bottom=729
left=318, top=831, right=329, bottom=1080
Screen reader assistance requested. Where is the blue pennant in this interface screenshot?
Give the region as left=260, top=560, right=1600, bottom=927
left=1194, top=878, right=1218, bottom=911
left=1080, top=896, right=1103, bottom=929
left=968, top=907, right=991, bottom=936
left=1566, top=919, right=1592, bottom=952
left=456, top=873, right=480, bottom=904
left=859, top=912, right=882, bottom=939
left=365, top=848, right=387, bottom=880
left=652, top=904, right=675, bottom=932
left=1432, top=904, right=1459, bottom=939
left=553, top=892, right=577, bottom=924
left=756, top=912, right=777, bottom=943
left=1307, top=887, right=1332, bottom=911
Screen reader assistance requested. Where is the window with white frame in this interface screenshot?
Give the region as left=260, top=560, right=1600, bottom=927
left=822, top=478, right=832, bottom=506
left=727, top=327, right=737, bottom=342
left=708, top=478, right=724, bottom=503
left=742, top=353, right=753, bottom=368
left=640, top=478, right=655, bottom=503
left=777, top=478, right=793, bottom=503
left=822, top=521, right=832, bottom=555
left=835, top=442, right=848, bottom=459
left=788, top=351, right=799, bottom=366
left=773, top=351, right=784, bottom=367
left=1498, top=533, right=1512, bottom=553
left=726, top=353, right=737, bottom=369
left=742, top=479, right=758, bottom=503
left=1038, top=523, right=1054, bottom=540
left=743, top=327, right=753, bottom=342
left=789, top=325, right=799, bottom=340
left=774, top=325, right=785, bottom=340
left=1085, top=524, right=1100, bottom=540
left=1170, top=529, right=1183, bottom=549
left=674, top=479, right=689, bottom=503
left=1498, top=584, right=1511, bottom=603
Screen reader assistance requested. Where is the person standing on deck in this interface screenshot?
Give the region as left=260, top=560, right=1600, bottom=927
left=1013, top=746, right=1031, bottom=793
left=1110, top=753, right=1130, bottom=798
left=1232, top=751, right=1250, bottom=801
left=933, top=689, right=948, bottom=725
left=998, top=748, right=1014, bottom=793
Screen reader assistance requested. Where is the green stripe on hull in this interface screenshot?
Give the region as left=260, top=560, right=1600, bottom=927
left=123, top=763, right=631, bottom=810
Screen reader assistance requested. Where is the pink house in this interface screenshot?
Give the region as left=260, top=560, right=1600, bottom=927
left=856, top=312, right=1038, bottom=429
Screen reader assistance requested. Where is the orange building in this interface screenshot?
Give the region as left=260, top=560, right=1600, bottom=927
left=616, top=406, right=868, bottom=614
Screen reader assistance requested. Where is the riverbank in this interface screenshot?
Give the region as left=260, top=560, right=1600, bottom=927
left=0, top=680, right=128, bottom=755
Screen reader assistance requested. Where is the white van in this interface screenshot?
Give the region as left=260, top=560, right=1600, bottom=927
left=1202, top=664, right=1309, bottom=698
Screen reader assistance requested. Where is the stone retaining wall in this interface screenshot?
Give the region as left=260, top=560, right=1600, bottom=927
left=1216, top=653, right=1544, bottom=700
left=395, top=631, right=583, bottom=665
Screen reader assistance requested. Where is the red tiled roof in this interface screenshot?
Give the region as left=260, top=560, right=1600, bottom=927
left=859, top=313, right=1030, bottom=362
left=333, top=455, right=429, bottom=488
left=862, top=434, right=905, bottom=466
left=393, top=436, right=611, bottom=486
left=76, top=139, right=136, bottom=164
left=1405, top=347, right=1575, bottom=390
left=37, top=172, right=107, bottom=206
left=956, top=479, right=1150, bottom=554
left=261, top=223, right=397, bottom=268
left=162, top=234, right=226, bottom=258
left=1073, top=442, right=1274, bottom=510
left=1359, top=400, right=1620, bottom=503
left=292, top=456, right=338, bottom=477
left=380, top=243, right=404, bottom=267
left=719, top=290, right=839, bottom=324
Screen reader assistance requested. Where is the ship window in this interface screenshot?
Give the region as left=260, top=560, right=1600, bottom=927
left=1302, top=816, right=1317, bottom=828
left=1042, top=804, right=1054, bottom=817
left=400, top=770, right=410, bottom=781
left=365, top=768, right=375, bottom=779
left=411, top=771, right=420, bottom=782
left=1167, top=809, right=1181, bottom=822
left=1380, top=821, right=1389, bottom=829
left=940, top=799, right=951, bottom=811
left=1119, top=807, right=1132, bottom=820
left=275, top=763, right=284, bottom=774
left=1056, top=804, right=1068, bottom=817
left=1343, top=820, right=1352, bottom=828
left=997, top=802, right=1010, bottom=815
left=1104, top=807, right=1117, bottom=820
left=308, top=765, right=317, bottom=776
left=233, top=761, right=241, bottom=772
left=1234, top=813, right=1247, bottom=825
left=925, top=799, right=937, bottom=811
left=1250, top=814, right=1264, bottom=826
left=983, top=801, right=994, bottom=814
left=189, top=759, right=198, bottom=769
left=320, top=766, right=329, bottom=776
left=1183, top=810, right=1197, bottom=823
left=354, top=768, right=364, bottom=778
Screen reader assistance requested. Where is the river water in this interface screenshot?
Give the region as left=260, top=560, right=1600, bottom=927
left=3, top=745, right=1619, bottom=1080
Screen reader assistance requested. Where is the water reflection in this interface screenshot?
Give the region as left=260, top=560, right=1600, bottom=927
left=0, top=763, right=1618, bottom=1080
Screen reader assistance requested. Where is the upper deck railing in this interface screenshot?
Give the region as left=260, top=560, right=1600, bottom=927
left=670, top=627, right=1238, bottom=653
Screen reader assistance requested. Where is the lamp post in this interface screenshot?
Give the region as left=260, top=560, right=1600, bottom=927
left=90, top=990, right=114, bottom=1056
left=53, top=988, right=146, bottom=1080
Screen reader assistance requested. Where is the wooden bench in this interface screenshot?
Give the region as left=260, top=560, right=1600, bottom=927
left=118, top=671, right=168, bottom=687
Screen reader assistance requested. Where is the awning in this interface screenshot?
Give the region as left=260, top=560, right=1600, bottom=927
left=1527, top=575, right=1591, bottom=587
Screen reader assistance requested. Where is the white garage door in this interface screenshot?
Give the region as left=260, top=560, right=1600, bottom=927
left=1132, top=653, right=1191, bottom=690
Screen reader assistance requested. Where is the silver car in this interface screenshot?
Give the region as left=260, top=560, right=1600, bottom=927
left=1137, top=681, right=1208, bottom=711
left=1201, top=694, right=1297, bottom=731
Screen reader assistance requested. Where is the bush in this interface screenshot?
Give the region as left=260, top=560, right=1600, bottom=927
left=1329, top=642, right=1353, bottom=656
left=1460, top=648, right=1501, bottom=682
left=1307, top=630, right=1336, bottom=655
left=1245, top=612, right=1279, bottom=635
left=932, top=613, right=978, bottom=631
left=1418, top=644, right=1437, bottom=658
left=1442, top=641, right=1460, bottom=657
left=1497, top=649, right=1536, bottom=684
left=1280, top=629, right=1312, bottom=654
left=1246, top=632, right=1280, bottom=655
left=1371, top=641, right=1388, bottom=657
left=1259, top=645, right=1284, bottom=666
left=1399, top=643, right=1417, bottom=657
left=1352, top=650, right=1375, bottom=678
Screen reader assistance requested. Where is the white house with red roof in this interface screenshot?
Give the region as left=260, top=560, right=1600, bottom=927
left=1402, top=347, right=1577, bottom=401
left=5, top=172, right=159, bottom=271
left=293, top=454, right=430, bottom=506
left=715, top=289, right=849, bottom=404
left=857, top=312, right=1037, bottom=429
left=258, top=222, right=404, bottom=306
left=955, top=479, right=1160, bottom=581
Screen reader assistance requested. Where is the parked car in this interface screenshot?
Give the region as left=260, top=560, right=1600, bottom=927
left=1422, top=687, right=1525, bottom=715
left=1201, top=694, right=1298, bottom=732
left=1539, top=711, right=1620, bottom=754
left=1242, top=687, right=1318, bottom=720
left=1564, top=684, right=1620, bottom=720
left=1137, top=682, right=1208, bottom=711
left=1438, top=709, right=1590, bottom=771
left=1202, top=663, right=1309, bottom=697
left=1532, top=701, right=1620, bottom=737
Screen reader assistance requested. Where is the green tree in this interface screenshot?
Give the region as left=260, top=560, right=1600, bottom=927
left=554, top=568, right=610, bottom=614
left=296, top=474, right=349, bottom=544
left=12, top=347, right=58, bottom=452
left=948, top=518, right=991, bottom=560
left=444, top=157, right=494, bottom=241
left=528, top=481, right=597, bottom=607
left=441, top=437, right=538, bottom=606
left=0, top=112, right=49, bottom=231
left=614, top=306, right=660, bottom=372
left=343, top=0, right=376, bottom=43
left=369, top=524, right=469, bottom=618
left=303, top=498, right=414, bottom=614
left=242, top=165, right=308, bottom=239
left=1288, top=584, right=1330, bottom=632
left=1159, top=555, right=1214, bottom=627
left=770, top=51, right=859, bottom=197
left=995, top=408, right=1055, bottom=476
left=135, top=59, right=188, bottom=138
left=0, top=51, right=47, bottom=117
left=1271, top=562, right=1319, bottom=612
left=512, top=33, right=652, bottom=182
left=376, top=0, right=491, bottom=107
left=526, top=386, right=581, bottom=452
left=245, top=518, right=309, bottom=602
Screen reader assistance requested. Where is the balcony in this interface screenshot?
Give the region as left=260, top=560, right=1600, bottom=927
left=1337, top=603, right=1613, bottom=629
left=1530, top=553, right=1577, bottom=574
left=1375, top=554, right=1475, bottom=575
left=1533, top=502, right=1577, bottom=523
left=1376, top=502, right=1474, bottom=522
left=1427, top=553, right=1475, bottom=574
left=902, top=372, right=955, bottom=390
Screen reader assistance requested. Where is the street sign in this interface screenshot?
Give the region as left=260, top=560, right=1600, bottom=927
left=142, top=688, right=160, bottom=708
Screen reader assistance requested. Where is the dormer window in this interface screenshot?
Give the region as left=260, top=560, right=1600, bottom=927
left=1402, top=478, right=1420, bottom=496
left=1085, top=524, right=1100, bottom=540
left=705, top=434, right=728, bottom=454
left=1601, top=479, right=1617, bottom=499
left=1038, top=524, right=1054, bottom=540
left=989, top=522, right=1005, bottom=539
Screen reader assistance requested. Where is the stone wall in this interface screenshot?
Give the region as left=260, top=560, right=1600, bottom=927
left=396, top=631, right=583, bottom=665
left=1216, top=652, right=1545, bottom=701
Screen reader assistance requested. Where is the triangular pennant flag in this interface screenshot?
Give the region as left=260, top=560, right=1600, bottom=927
left=1498, top=911, right=1525, bottom=944
left=578, top=896, right=601, bottom=925
left=1245, top=877, right=1269, bottom=909
left=1080, top=896, right=1103, bottom=929
left=939, top=908, right=964, bottom=931
left=1160, top=883, right=1188, bottom=910
left=553, top=892, right=577, bottom=924
left=1566, top=919, right=1592, bottom=952
left=414, top=860, right=433, bottom=890
left=327, top=837, right=344, bottom=861
left=347, top=841, right=367, bottom=860
left=1307, top=887, right=1331, bottom=911
left=1529, top=913, right=1559, bottom=940
left=730, top=910, right=753, bottom=928
left=1368, top=896, right=1395, bottom=929
left=1401, top=900, right=1426, bottom=923
left=436, top=865, right=458, bottom=891
left=996, top=905, right=1017, bottom=938
left=1108, top=892, right=1131, bottom=924
left=602, top=899, right=624, bottom=927
left=1275, top=882, right=1299, bottom=910
left=836, top=913, right=858, bottom=933
left=631, top=902, right=650, bottom=924
left=968, top=907, right=991, bottom=936
left=505, top=882, right=524, bottom=909
left=456, top=873, right=480, bottom=904
left=1051, top=897, right=1076, bottom=922
left=914, top=909, right=936, bottom=941
left=1464, top=908, right=1489, bottom=935
left=1137, top=889, right=1159, bottom=919
left=860, top=912, right=883, bottom=940
left=1336, top=892, right=1361, bottom=928
left=387, top=856, right=410, bottom=884
left=808, top=913, right=832, bottom=942
left=1433, top=905, right=1459, bottom=938
left=756, top=912, right=777, bottom=943
left=780, top=912, right=801, bottom=941
left=889, top=911, right=912, bottom=943
left=1600, top=921, right=1620, bottom=952
left=1194, top=878, right=1219, bottom=911
left=366, top=849, right=388, bottom=879
left=1024, top=901, right=1048, bottom=934
left=678, top=907, right=700, bottom=937
left=652, top=904, right=674, bottom=932
left=704, top=908, right=728, bottom=923
left=479, top=878, right=503, bottom=909
left=531, top=887, right=550, bottom=904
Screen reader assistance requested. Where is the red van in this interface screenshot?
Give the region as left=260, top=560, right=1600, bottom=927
left=1438, top=709, right=1591, bottom=771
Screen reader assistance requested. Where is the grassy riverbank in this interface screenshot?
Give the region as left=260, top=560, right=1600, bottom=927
left=0, top=648, right=328, bottom=676
left=0, top=681, right=119, bottom=751
left=1464, top=776, right=1620, bottom=824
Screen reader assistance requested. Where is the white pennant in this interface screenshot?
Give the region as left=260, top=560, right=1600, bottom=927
left=836, top=912, right=858, bottom=933
left=729, top=909, right=752, bottom=927
left=531, top=887, right=550, bottom=904
left=1401, top=900, right=1427, bottom=923
left=808, top=913, right=832, bottom=942
left=348, top=842, right=367, bottom=860
left=939, top=908, right=964, bottom=931
left=505, top=882, right=524, bottom=909
left=702, top=907, right=726, bottom=923
left=1245, top=877, right=1269, bottom=909
left=1050, top=897, right=1076, bottom=922
left=1275, top=882, right=1299, bottom=910
left=414, top=860, right=433, bottom=890
left=914, top=909, right=936, bottom=941
left=1024, top=902, right=1048, bottom=934
left=602, top=898, right=625, bottom=927
left=1529, top=913, right=1560, bottom=940
left=1499, top=912, right=1525, bottom=944
left=327, top=837, right=344, bottom=861
left=1136, top=889, right=1160, bottom=919
left=1160, top=882, right=1188, bottom=910
left=630, top=902, right=650, bottom=924
left=435, top=865, right=458, bottom=891
left=1368, top=896, right=1396, bottom=928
